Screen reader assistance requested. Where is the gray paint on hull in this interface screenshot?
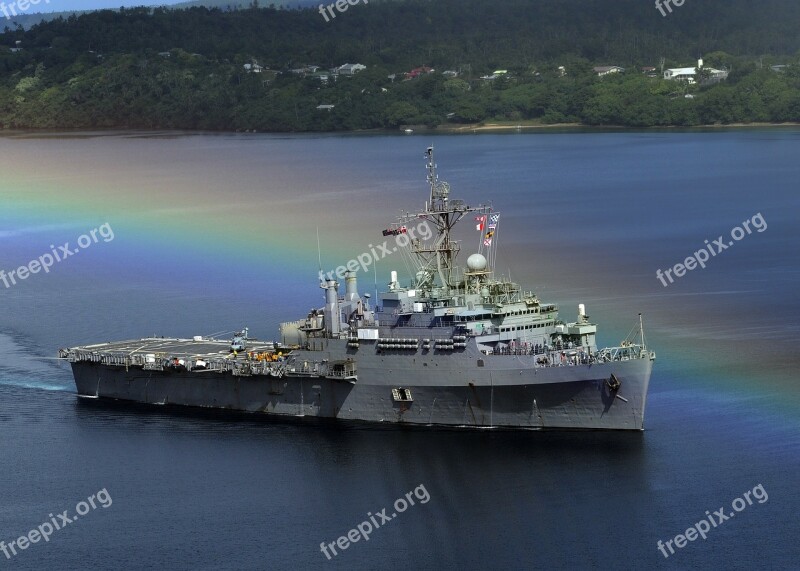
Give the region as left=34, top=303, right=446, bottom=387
left=71, top=356, right=651, bottom=430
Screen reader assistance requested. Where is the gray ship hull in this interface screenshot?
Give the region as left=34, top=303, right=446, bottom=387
left=70, top=345, right=652, bottom=430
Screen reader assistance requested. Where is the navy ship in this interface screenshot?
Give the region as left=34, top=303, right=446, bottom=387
left=60, top=148, right=655, bottom=430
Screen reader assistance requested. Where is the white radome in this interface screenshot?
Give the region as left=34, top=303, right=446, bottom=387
left=466, top=253, right=487, bottom=271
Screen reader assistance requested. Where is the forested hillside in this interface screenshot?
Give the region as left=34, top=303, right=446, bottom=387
left=1, top=0, right=799, bottom=130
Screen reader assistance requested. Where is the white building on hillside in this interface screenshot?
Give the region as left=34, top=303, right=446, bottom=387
left=593, top=66, right=625, bottom=76
left=336, top=63, right=366, bottom=75
left=664, top=59, right=728, bottom=84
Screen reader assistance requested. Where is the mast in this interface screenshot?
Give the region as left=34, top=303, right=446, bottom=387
left=396, top=147, right=490, bottom=295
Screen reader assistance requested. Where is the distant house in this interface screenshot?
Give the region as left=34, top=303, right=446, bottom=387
left=663, top=67, right=697, bottom=81
left=771, top=65, right=789, bottom=73
left=704, top=68, right=729, bottom=84
left=593, top=66, right=625, bottom=76
left=557, top=66, right=566, bottom=77
left=290, top=65, right=322, bottom=76
left=480, top=70, right=508, bottom=81
left=442, top=70, right=459, bottom=78
left=336, top=63, right=366, bottom=75
left=157, top=51, right=171, bottom=58
left=664, top=59, right=728, bottom=84
left=405, top=66, right=434, bottom=80
left=316, top=104, right=335, bottom=111
left=243, top=63, right=264, bottom=73
left=641, top=66, right=657, bottom=73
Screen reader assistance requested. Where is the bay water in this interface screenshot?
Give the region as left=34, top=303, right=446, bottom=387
left=0, top=129, right=798, bottom=570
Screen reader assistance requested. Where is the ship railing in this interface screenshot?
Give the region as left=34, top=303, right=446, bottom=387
left=100, top=354, right=130, bottom=367
left=488, top=343, right=581, bottom=356
left=375, top=322, right=453, bottom=329
left=592, top=343, right=650, bottom=363
left=325, top=359, right=357, bottom=380
left=63, top=348, right=339, bottom=378
left=58, top=347, right=295, bottom=377
left=486, top=345, right=593, bottom=367
left=485, top=341, right=650, bottom=367
left=61, top=349, right=108, bottom=364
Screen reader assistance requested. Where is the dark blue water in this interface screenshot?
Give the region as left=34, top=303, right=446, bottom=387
left=0, top=130, right=798, bottom=570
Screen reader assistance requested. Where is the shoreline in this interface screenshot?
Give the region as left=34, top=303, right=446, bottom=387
left=2, top=122, right=800, bottom=138
left=430, top=121, right=800, bottom=133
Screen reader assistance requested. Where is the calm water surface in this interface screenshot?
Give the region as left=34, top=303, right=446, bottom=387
left=0, top=130, right=798, bottom=570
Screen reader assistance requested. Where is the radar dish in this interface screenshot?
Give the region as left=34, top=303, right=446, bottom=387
left=466, top=253, right=488, bottom=271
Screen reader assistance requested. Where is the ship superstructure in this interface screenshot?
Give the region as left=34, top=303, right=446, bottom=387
left=60, top=148, right=655, bottom=430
